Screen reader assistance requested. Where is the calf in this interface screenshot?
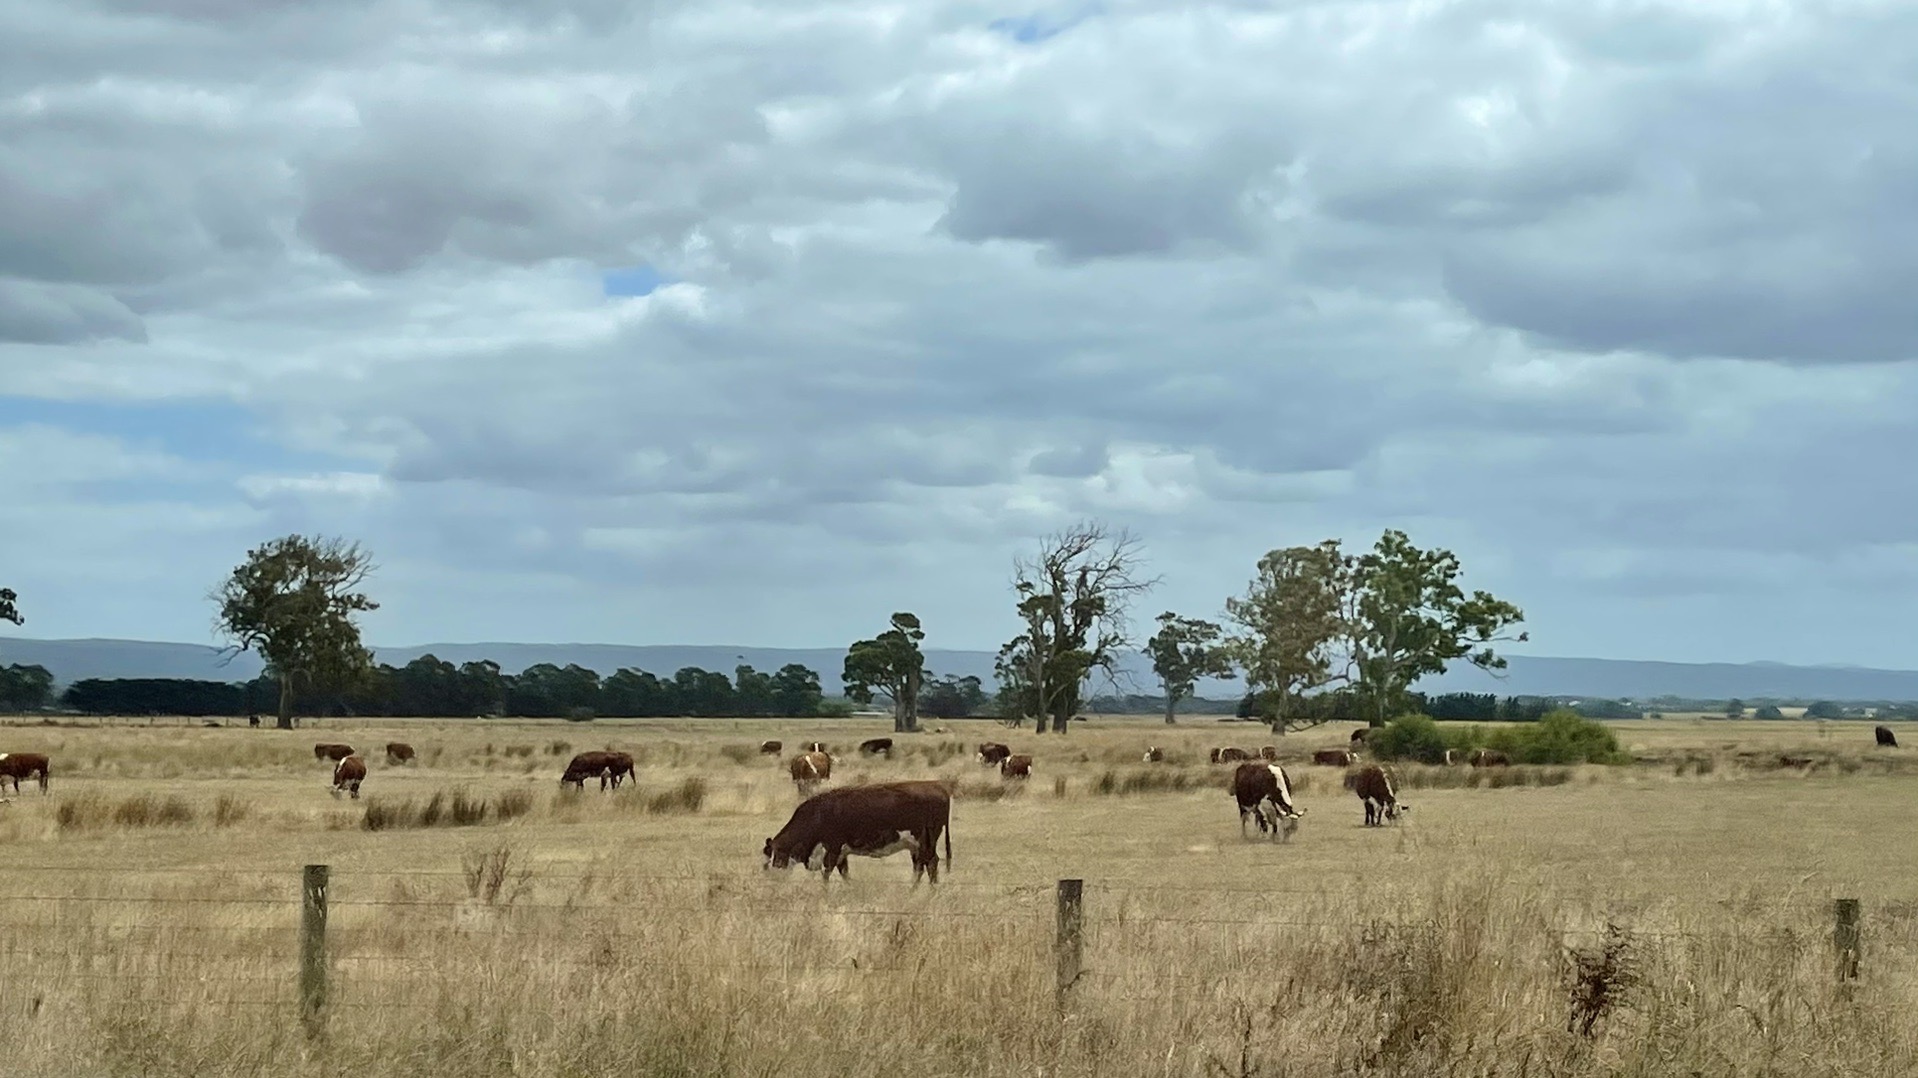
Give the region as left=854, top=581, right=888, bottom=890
left=0, top=752, right=50, bottom=795
left=331, top=755, right=367, bottom=799
left=1210, top=747, right=1252, bottom=764
left=760, top=740, right=783, bottom=755
left=1876, top=725, right=1899, bottom=748
left=1141, top=747, right=1165, bottom=763
left=1345, top=765, right=1406, bottom=826
left=1231, top=762, right=1302, bottom=841
left=1312, top=749, right=1355, bottom=767
left=1469, top=749, right=1510, bottom=768
left=859, top=737, right=894, bottom=758
left=976, top=742, right=1012, bottom=766
left=1000, top=754, right=1032, bottom=779
left=763, top=780, right=953, bottom=885
left=313, top=742, right=354, bottom=763
left=790, top=750, right=833, bottom=795
left=385, top=742, right=416, bottom=766
left=560, top=750, right=621, bottom=791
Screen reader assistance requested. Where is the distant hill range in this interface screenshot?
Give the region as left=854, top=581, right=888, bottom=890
left=5, top=636, right=1918, bottom=703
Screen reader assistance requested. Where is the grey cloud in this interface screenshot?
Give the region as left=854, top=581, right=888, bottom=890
left=0, top=279, right=147, bottom=343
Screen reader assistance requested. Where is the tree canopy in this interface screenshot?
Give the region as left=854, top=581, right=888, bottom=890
left=211, top=534, right=379, bottom=729
left=1143, top=612, right=1233, bottom=725
left=1001, top=521, right=1156, bottom=733
left=843, top=613, right=927, bottom=733
left=0, top=587, right=20, bottom=626
left=1225, top=541, right=1349, bottom=732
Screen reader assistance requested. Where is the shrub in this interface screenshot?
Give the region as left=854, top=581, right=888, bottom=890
left=642, top=777, right=707, bottom=815
left=1370, top=715, right=1450, bottom=764
left=815, top=699, right=856, bottom=718
left=449, top=788, right=489, bottom=826
left=545, top=740, right=572, bottom=756
left=212, top=795, right=251, bottom=827
left=1507, top=710, right=1625, bottom=765
left=362, top=797, right=416, bottom=832
left=418, top=790, right=446, bottom=828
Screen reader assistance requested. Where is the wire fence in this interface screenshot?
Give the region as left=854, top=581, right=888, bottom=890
left=0, top=864, right=1912, bottom=1020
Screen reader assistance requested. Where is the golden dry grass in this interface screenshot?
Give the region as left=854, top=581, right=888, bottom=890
left=0, top=714, right=1914, bottom=1077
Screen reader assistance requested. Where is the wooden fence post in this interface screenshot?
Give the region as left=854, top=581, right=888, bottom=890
left=1056, top=878, right=1084, bottom=1007
left=1834, top=898, right=1860, bottom=997
left=301, top=864, right=330, bottom=1034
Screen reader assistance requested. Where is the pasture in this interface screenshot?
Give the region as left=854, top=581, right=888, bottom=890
left=0, top=715, right=1914, bottom=1077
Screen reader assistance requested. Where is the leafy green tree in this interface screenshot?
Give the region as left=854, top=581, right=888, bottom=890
left=1143, top=612, right=1234, bottom=725
left=457, top=660, right=508, bottom=716
left=1225, top=541, right=1350, bottom=732
left=770, top=664, right=824, bottom=717
left=844, top=613, right=927, bottom=733
left=0, top=664, right=53, bottom=712
left=1345, top=529, right=1527, bottom=728
left=1753, top=704, right=1785, bottom=720
left=921, top=674, right=987, bottom=720
left=602, top=667, right=668, bottom=716
left=0, top=587, right=21, bottom=626
left=211, top=535, right=378, bottom=730
left=734, top=665, right=775, bottom=716
left=669, top=666, right=735, bottom=716
left=1003, top=522, right=1156, bottom=734
left=1724, top=698, right=1746, bottom=718
left=1804, top=700, right=1844, bottom=720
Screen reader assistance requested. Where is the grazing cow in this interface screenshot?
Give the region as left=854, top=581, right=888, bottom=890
left=247, top=713, right=261, bottom=728
left=313, top=743, right=354, bottom=763
left=1231, top=762, right=1303, bottom=841
left=803, top=741, right=828, bottom=754
left=1469, top=749, right=1511, bottom=768
left=331, top=755, right=367, bottom=799
left=789, top=751, right=833, bottom=795
left=1000, top=754, right=1032, bottom=779
left=1876, top=725, right=1899, bottom=748
left=760, top=740, right=783, bottom=755
left=1312, top=749, right=1355, bottom=767
left=1210, top=747, right=1252, bottom=764
left=976, top=743, right=1012, bottom=766
left=1259, top=746, right=1280, bottom=761
left=859, top=737, right=894, bottom=758
left=1142, top=747, right=1165, bottom=763
left=560, top=750, right=622, bottom=791
left=0, top=753, right=50, bottom=795
left=385, top=742, right=416, bottom=766
left=1350, top=728, right=1370, bottom=746
left=605, top=750, right=636, bottom=789
left=1345, top=765, right=1406, bottom=826
left=763, top=780, right=953, bottom=885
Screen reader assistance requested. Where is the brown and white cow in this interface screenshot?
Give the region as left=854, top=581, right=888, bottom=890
left=313, top=742, right=354, bottom=763
left=1210, top=747, right=1252, bottom=764
left=385, top=742, right=416, bottom=766
left=1350, top=727, right=1371, bottom=746
left=859, top=737, right=894, bottom=758
left=789, top=750, right=833, bottom=795
left=0, top=752, right=50, bottom=795
left=1469, top=749, right=1510, bottom=768
left=331, top=755, right=367, bottom=799
left=976, top=742, right=1012, bottom=766
left=1442, top=748, right=1459, bottom=766
left=763, top=780, right=953, bottom=885
left=1312, top=749, right=1355, bottom=767
left=1000, top=754, right=1032, bottom=779
left=1231, top=762, right=1302, bottom=841
left=1259, top=746, right=1281, bottom=761
left=1877, top=725, right=1899, bottom=748
left=1142, top=746, right=1165, bottom=763
left=1345, top=764, right=1406, bottom=826
left=760, top=740, right=784, bottom=755
left=560, top=750, right=623, bottom=791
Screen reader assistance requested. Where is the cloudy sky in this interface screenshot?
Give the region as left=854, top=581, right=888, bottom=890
left=2, top=0, right=1916, bottom=666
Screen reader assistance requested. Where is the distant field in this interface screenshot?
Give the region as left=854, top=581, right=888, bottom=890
left=0, top=715, right=1913, bottom=1077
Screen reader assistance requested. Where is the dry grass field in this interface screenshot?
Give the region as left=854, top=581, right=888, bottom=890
left=1, top=714, right=1915, bottom=1077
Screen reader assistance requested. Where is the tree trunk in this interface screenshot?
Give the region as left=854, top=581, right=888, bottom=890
left=1164, top=694, right=1177, bottom=725
left=892, top=696, right=907, bottom=734
left=276, top=675, right=294, bottom=731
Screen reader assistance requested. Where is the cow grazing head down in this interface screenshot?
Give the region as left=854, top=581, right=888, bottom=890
left=331, top=755, right=367, bottom=799
left=1231, top=763, right=1303, bottom=842
left=976, top=743, right=1012, bottom=766
left=762, top=780, right=953, bottom=886
left=1142, top=747, right=1164, bottom=763
left=1346, top=765, right=1407, bottom=826
left=1000, top=754, right=1032, bottom=779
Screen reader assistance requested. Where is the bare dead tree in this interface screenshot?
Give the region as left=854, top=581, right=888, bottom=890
left=1001, top=521, right=1157, bottom=734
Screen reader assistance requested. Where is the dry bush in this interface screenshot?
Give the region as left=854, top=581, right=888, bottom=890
left=361, top=797, right=416, bottom=832
left=211, top=794, right=252, bottom=828
left=460, top=843, right=531, bottom=905
left=641, top=777, right=707, bottom=815
left=502, top=744, right=535, bottom=758
left=1091, top=767, right=1208, bottom=796
left=545, top=739, right=572, bottom=756
left=448, top=787, right=488, bottom=826
left=717, top=743, right=759, bottom=765
left=58, top=793, right=198, bottom=831
left=493, top=788, right=534, bottom=821
left=418, top=790, right=446, bottom=828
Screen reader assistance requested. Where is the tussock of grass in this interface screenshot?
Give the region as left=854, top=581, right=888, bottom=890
left=212, top=795, right=251, bottom=827
left=640, top=777, right=707, bottom=815
left=56, top=793, right=197, bottom=831
left=361, top=787, right=537, bottom=831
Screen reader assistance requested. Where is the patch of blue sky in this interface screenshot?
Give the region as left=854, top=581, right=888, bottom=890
left=601, top=264, right=671, bottom=298
left=988, top=2, right=1101, bottom=43
left=0, top=395, right=345, bottom=473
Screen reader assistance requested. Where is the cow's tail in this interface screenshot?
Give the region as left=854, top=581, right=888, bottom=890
left=944, top=812, right=953, bottom=871
left=38, top=762, right=49, bottom=794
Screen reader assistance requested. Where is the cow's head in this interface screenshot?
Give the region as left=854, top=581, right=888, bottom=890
left=763, top=838, right=791, bottom=870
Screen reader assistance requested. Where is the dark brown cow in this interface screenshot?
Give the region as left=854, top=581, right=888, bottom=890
left=1000, top=754, right=1032, bottom=779
left=1231, top=762, right=1302, bottom=841
left=1312, top=749, right=1355, bottom=767
left=560, top=750, right=622, bottom=791
left=385, top=742, right=416, bottom=766
left=605, top=750, right=636, bottom=789
left=1141, top=747, right=1165, bottom=763
left=859, top=737, right=894, bottom=758
left=331, top=755, right=367, bottom=799
left=1258, top=746, right=1280, bottom=761
left=1469, top=749, right=1510, bottom=768
left=0, top=752, right=50, bottom=795
left=976, top=742, right=1012, bottom=766
left=1876, top=725, right=1899, bottom=748
left=760, top=740, right=783, bottom=755
left=789, top=750, right=832, bottom=795
left=1350, top=727, right=1370, bottom=746
left=1210, top=747, right=1252, bottom=764
left=1345, top=764, right=1406, bottom=826
left=763, top=780, right=953, bottom=885
left=313, top=742, right=354, bottom=763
